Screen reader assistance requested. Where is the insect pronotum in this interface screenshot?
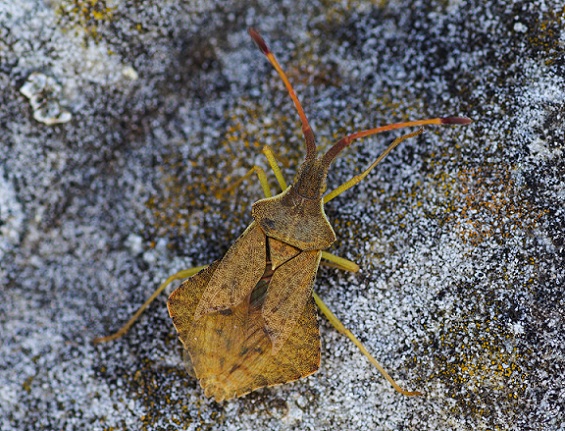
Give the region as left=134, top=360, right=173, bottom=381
left=94, top=28, right=471, bottom=402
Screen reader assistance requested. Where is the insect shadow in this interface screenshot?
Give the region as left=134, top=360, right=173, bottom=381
left=94, top=28, right=471, bottom=402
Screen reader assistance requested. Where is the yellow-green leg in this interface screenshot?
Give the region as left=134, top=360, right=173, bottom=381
left=218, top=164, right=272, bottom=198
left=218, top=145, right=288, bottom=199
left=313, top=292, right=422, bottom=396
left=93, top=266, right=207, bottom=344
left=261, top=145, right=288, bottom=191
left=321, top=251, right=360, bottom=272
left=323, top=129, right=423, bottom=203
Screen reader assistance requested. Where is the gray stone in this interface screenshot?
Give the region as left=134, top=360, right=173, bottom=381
left=1, top=1, right=563, bottom=430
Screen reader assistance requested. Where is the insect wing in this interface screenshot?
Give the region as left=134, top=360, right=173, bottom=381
left=268, top=237, right=300, bottom=270
left=194, top=222, right=266, bottom=319
left=168, top=260, right=320, bottom=402
left=262, top=249, right=322, bottom=354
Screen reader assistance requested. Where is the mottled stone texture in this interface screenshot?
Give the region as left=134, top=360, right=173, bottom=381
left=1, top=1, right=563, bottom=430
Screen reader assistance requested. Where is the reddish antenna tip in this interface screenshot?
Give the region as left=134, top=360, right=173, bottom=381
left=248, top=28, right=271, bottom=55
left=440, top=116, right=473, bottom=125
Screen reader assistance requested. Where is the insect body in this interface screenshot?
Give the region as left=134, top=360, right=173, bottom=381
left=166, top=29, right=471, bottom=401
left=95, top=28, right=470, bottom=403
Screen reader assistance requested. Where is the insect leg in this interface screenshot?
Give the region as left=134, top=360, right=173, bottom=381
left=321, top=251, right=359, bottom=272
left=218, top=165, right=272, bottom=198
left=323, top=130, right=423, bottom=204
left=262, top=145, right=288, bottom=192
left=312, top=291, right=422, bottom=396
left=93, top=265, right=208, bottom=344
left=218, top=145, right=288, bottom=200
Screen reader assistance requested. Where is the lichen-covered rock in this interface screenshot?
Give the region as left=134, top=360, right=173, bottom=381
left=1, top=1, right=563, bottom=430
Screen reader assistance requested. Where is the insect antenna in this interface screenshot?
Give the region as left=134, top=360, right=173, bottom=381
left=248, top=28, right=317, bottom=161
left=322, top=116, right=472, bottom=168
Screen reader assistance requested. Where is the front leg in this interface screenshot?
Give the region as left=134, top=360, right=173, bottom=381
left=321, top=251, right=360, bottom=272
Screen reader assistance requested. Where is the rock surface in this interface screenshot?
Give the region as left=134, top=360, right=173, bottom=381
left=1, top=1, right=563, bottom=430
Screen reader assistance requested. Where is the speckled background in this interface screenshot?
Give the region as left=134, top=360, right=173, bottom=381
left=1, top=1, right=564, bottom=430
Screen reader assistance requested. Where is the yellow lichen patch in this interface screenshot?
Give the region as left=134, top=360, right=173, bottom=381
left=526, top=6, right=565, bottom=66
left=56, top=0, right=116, bottom=42
left=437, top=165, right=549, bottom=246
left=416, top=314, right=529, bottom=417
left=318, top=0, right=388, bottom=26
